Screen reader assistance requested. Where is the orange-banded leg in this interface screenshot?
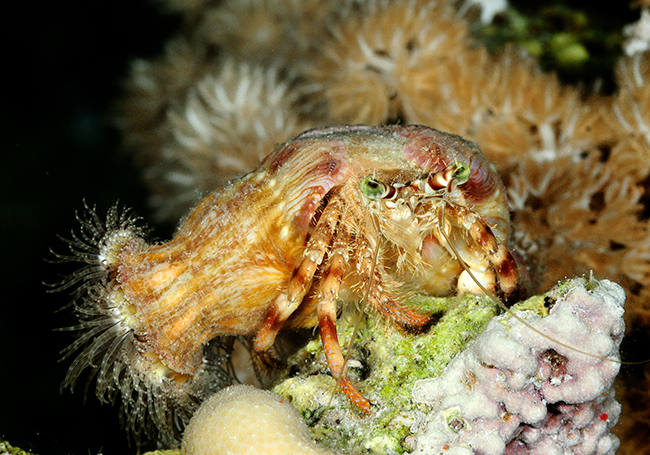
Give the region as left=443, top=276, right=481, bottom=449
left=315, top=230, right=372, bottom=412
left=355, top=235, right=434, bottom=332
left=253, top=196, right=344, bottom=362
left=442, top=204, right=518, bottom=298
left=367, top=277, right=436, bottom=332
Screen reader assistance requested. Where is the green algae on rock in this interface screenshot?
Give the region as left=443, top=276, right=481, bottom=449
left=0, top=439, right=37, bottom=455
left=272, top=293, right=499, bottom=455
left=271, top=277, right=623, bottom=455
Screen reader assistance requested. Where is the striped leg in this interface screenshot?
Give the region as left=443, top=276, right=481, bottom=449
left=355, top=235, right=433, bottom=331
left=443, top=204, right=518, bottom=297
left=316, top=230, right=372, bottom=412
left=253, top=196, right=343, bottom=359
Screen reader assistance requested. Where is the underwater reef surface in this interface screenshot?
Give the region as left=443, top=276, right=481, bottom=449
left=174, top=277, right=623, bottom=455
left=110, top=0, right=650, bottom=449
left=6, top=0, right=649, bottom=454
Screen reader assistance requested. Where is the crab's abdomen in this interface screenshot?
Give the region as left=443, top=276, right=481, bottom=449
left=118, top=139, right=353, bottom=374
left=118, top=186, right=302, bottom=373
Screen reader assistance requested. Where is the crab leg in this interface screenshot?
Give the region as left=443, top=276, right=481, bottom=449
left=367, top=280, right=434, bottom=331
left=441, top=204, right=518, bottom=297
left=355, top=235, right=433, bottom=331
left=316, top=229, right=373, bottom=412
left=253, top=196, right=343, bottom=357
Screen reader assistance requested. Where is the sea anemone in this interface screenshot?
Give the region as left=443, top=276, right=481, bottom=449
left=51, top=203, right=235, bottom=447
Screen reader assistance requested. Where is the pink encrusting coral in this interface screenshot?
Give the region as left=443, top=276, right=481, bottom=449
left=409, top=278, right=624, bottom=455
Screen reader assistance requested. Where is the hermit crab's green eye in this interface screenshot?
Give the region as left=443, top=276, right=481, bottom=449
left=450, top=162, right=470, bottom=185
left=360, top=176, right=389, bottom=199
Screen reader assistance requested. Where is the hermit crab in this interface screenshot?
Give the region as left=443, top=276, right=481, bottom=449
left=53, top=124, right=518, bottom=445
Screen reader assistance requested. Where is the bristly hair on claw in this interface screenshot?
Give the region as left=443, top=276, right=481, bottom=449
left=48, top=202, right=236, bottom=448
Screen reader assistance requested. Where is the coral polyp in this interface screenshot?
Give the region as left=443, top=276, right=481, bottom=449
left=52, top=203, right=234, bottom=446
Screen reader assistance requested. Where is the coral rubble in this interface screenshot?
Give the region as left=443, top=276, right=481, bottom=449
left=0, top=439, right=36, bottom=455
left=273, top=293, right=498, bottom=454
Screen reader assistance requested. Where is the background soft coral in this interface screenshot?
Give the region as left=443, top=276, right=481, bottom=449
left=111, top=0, right=650, bottom=452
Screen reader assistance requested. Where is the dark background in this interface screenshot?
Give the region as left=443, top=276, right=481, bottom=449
left=1, top=2, right=178, bottom=454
